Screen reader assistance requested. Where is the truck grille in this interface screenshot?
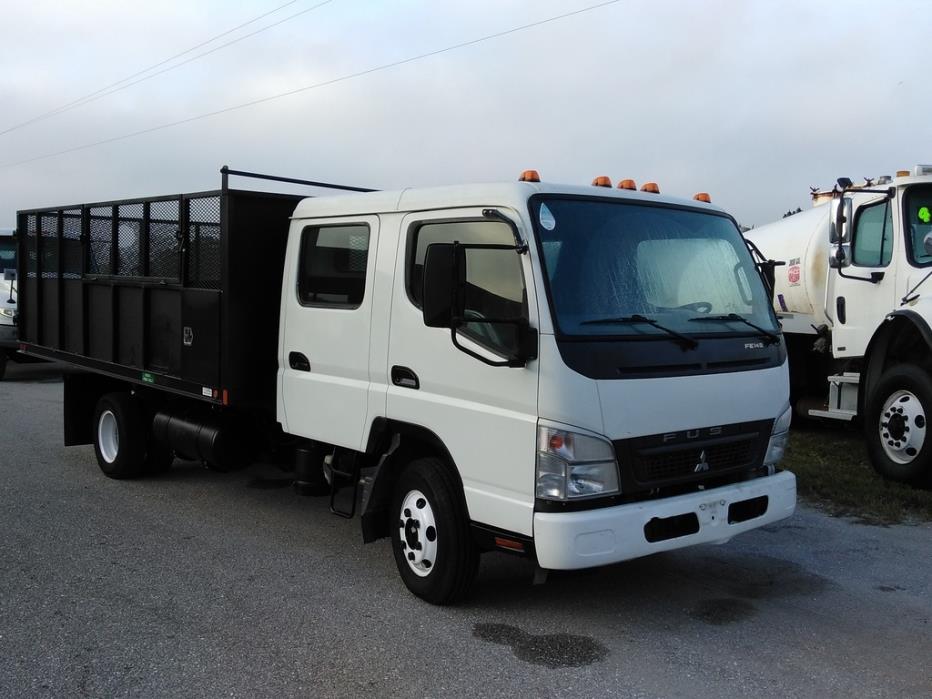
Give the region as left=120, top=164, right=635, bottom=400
left=613, top=419, right=772, bottom=493
left=635, top=438, right=757, bottom=483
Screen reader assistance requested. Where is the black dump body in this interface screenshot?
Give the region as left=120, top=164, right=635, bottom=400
left=16, top=172, right=306, bottom=420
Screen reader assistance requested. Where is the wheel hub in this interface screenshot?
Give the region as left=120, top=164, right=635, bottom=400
left=398, top=489, right=438, bottom=578
left=98, top=410, right=120, bottom=464
left=879, top=390, right=927, bottom=465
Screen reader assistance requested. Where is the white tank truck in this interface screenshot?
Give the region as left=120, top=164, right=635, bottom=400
left=745, top=165, right=932, bottom=486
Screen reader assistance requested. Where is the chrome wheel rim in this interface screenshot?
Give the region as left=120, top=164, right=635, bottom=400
left=398, top=489, right=438, bottom=577
left=879, top=390, right=926, bottom=464
left=98, top=410, right=120, bottom=464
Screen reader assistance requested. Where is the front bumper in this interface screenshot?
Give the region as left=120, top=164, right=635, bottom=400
left=534, top=470, right=796, bottom=569
left=0, top=323, right=16, bottom=348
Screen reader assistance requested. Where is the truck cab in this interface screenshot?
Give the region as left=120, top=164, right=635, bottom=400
left=747, top=165, right=932, bottom=486
left=277, top=175, right=796, bottom=601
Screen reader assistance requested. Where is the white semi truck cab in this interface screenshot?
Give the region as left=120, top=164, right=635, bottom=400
left=18, top=168, right=796, bottom=604
left=746, top=165, right=932, bottom=486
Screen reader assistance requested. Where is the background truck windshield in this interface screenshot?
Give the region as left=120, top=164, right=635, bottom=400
left=534, top=198, right=777, bottom=337
left=0, top=238, right=15, bottom=275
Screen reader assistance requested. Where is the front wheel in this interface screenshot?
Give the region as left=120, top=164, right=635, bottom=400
left=865, top=365, right=932, bottom=486
left=390, top=457, right=479, bottom=604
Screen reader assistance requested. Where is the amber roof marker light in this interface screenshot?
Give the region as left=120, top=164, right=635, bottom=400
left=693, top=192, right=712, bottom=203
left=641, top=182, right=660, bottom=194
left=617, top=179, right=636, bottom=190
left=591, top=176, right=612, bottom=187
left=519, top=169, right=541, bottom=182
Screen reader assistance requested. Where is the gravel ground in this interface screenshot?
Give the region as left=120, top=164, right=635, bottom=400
left=1, top=361, right=930, bottom=698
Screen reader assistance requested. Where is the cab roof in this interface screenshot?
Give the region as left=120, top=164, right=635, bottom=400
left=290, top=181, right=727, bottom=220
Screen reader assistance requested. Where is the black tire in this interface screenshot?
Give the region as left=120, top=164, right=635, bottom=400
left=93, top=392, right=147, bottom=479
left=0, top=351, right=6, bottom=381
left=865, top=365, right=932, bottom=486
left=390, top=456, right=479, bottom=605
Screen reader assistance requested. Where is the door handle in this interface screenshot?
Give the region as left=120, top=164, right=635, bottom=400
left=289, top=352, right=311, bottom=372
left=391, top=365, right=419, bottom=389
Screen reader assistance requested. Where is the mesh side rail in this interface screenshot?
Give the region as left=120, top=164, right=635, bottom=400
left=187, top=195, right=221, bottom=289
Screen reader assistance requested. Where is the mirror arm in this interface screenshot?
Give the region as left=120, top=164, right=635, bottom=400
left=482, top=208, right=528, bottom=254
left=449, top=325, right=517, bottom=367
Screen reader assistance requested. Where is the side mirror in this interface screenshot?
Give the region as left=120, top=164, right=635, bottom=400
left=422, top=243, right=464, bottom=328
left=830, top=197, right=853, bottom=244
left=923, top=232, right=932, bottom=257
left=2, top=269, right=15, bottom=282
left=829, top=244, right=851, bottom=269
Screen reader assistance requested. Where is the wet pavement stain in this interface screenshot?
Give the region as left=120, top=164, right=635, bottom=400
left=473, top=623, right=608, bottom=668
left=246, top=477, right=294, bottom=490
left=876, top=584, right=906, bottom=593
left=688, top=598, right=756, bottom=625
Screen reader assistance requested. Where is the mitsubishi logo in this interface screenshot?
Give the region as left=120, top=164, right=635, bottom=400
left=694, top=450, right=710, bottom=473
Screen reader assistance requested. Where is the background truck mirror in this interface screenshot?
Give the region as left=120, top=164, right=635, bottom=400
left=831, top=197, right=853, bottom=244
left=422, top=242, right=464, bottom=328
left=829, top=244, right=851, bottom=269
left=2, top=269, right=14, bottom=282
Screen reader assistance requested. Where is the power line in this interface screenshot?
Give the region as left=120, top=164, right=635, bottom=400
left=0, top=0, right=323, bottom=137
left=0, top=0, right=622, bottom=169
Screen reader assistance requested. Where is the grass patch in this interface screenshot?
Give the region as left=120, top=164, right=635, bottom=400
left=783, top=424, right=932, bottom=524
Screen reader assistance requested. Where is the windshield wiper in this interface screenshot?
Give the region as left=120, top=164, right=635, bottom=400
left=688, top=313, right=780, bottom=345
left=581, top=314, right=699, bottom=349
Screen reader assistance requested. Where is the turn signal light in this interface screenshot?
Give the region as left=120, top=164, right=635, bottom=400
left=641, top=182, right=660, bottom=194
left=617, top=179, right=636, bottom=190
left=693, top=192, right=712, bottom=203
left=896, top=170, right=910, bottom=178
left=591, top=176, right=612, bottom=187
left=519, top=169, right=541, bottom=182
left=494, top=536, right=526, bottom=552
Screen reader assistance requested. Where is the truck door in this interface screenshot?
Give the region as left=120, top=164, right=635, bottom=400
left=827, top=197, right=897, bottom=357
left=386, top=209, right=540, bottom=536
left=279, top=216, right=379, bottom=450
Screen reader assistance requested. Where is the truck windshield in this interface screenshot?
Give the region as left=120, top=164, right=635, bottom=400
left=533, top=197, right=777, bottom=338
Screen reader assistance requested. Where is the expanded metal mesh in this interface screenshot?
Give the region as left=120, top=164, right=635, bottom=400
left=88, top=206, right=112, bottom=274
left=187, top=196, right=221, bottom=288
left=40, top=214, right=59, bottom=279
left=62, top=209, right=82, bottom=278
left=149, top=199, right=181, bottom=279
left=117, top=203, right=143, bottom=277
left=25, top=214, right=37, bottom=277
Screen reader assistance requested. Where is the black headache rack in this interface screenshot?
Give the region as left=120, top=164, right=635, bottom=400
left=16, top=167, right=375, bottom=419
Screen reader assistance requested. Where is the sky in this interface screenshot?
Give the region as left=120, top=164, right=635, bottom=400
left=0, top=0, right=928, bottom=228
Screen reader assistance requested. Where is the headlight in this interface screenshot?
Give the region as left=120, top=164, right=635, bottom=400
left=0, top=308, right=13, bottom=318
left=763, top=404, right=792, bottom=468
left=536, top=425, right=619, bottom=500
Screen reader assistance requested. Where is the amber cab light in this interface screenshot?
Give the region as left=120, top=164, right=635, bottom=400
left=693, top=192, right=712, bottom=203
left=591, top=176, right=612, bottom=187
left=519, top=169, right=541, bottom=182
left=896, top=170, right=910, bottom=178
left=641, top=182, right=660, bottom=194
left=617, top=179, right=637, bottom=190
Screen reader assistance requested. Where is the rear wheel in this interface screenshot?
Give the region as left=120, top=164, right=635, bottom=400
left=0, top=352, right=6, bottom=380
left=93, top=392, right=147, bottom=479
left=865, top=365, right=932, bottom=486
left=390, top=456, right=478, bottom=605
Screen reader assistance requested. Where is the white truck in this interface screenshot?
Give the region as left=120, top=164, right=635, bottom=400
left=746, top=165, right=932, bottom=486
left=0, top=228, right=18, bottom=379
left=16, top=167, right=796, bottom=604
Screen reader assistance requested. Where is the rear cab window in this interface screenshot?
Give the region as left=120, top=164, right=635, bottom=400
left=298, top=223, right=371, bottom=308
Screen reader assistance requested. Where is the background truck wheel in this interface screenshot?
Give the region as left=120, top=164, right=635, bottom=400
left=0, top=351, right=7, bottom=380
left=390, top=456, right=479, bottom=605
left=93, top=393, right=147, bottom=479
left=865, top=365, right=932, bottom=486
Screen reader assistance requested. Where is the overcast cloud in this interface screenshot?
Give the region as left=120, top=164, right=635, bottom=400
left=0, top=0, right=928, bottom=228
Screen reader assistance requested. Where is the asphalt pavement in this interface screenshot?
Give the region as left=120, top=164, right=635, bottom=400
left=1, top=361, right=930, bottom=698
